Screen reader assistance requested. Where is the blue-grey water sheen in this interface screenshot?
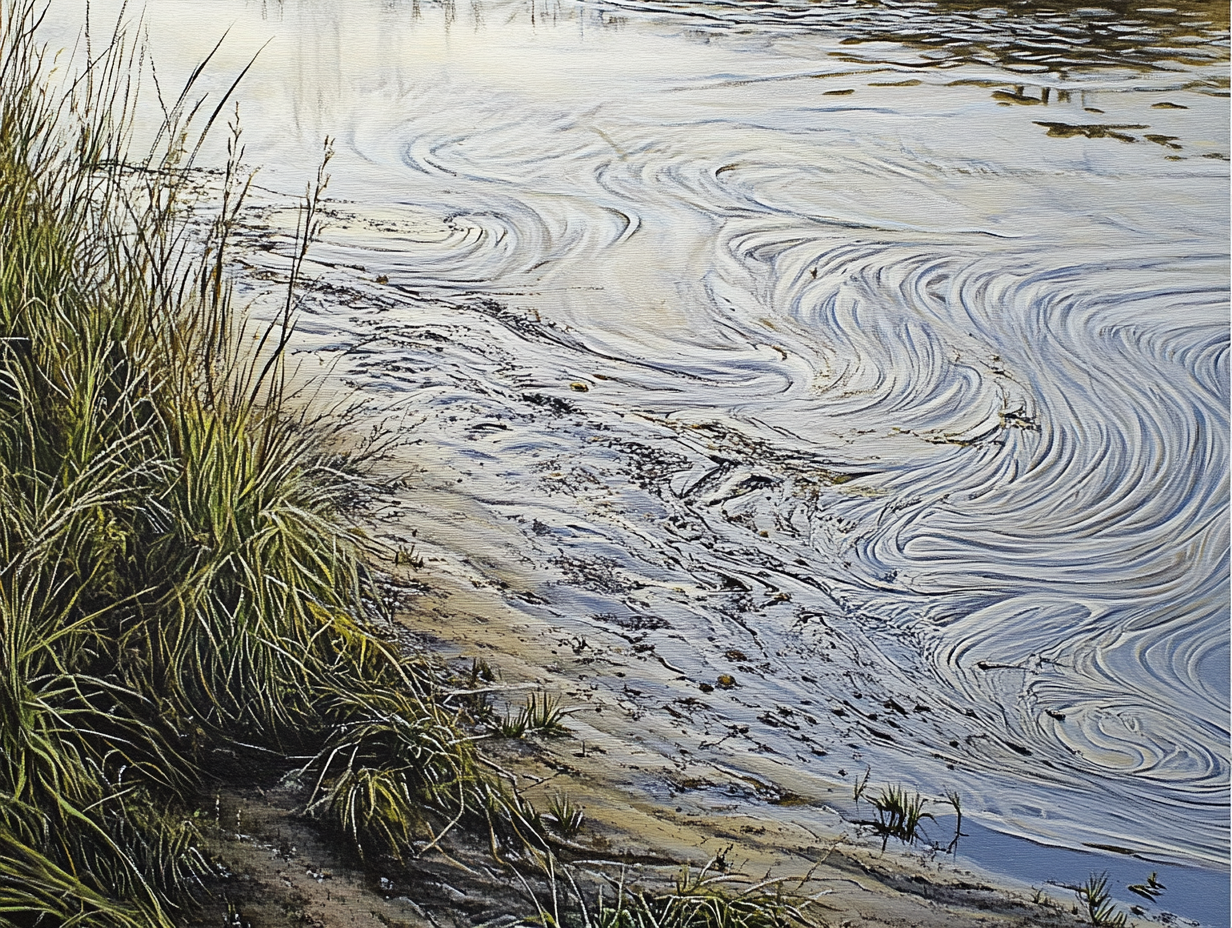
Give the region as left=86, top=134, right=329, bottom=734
left=43, top=0, right=1229, bottom=914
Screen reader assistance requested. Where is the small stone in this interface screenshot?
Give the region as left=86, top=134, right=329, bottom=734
left=698, top=682, right=714, bottom=693
left=570, top=381, right=589, bottom=392
left=717, top=674, right=737, bottom=689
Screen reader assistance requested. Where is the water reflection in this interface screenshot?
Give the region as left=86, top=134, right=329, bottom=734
left=261, top=0, right=1230, bottom=76
left=594, top=0, right=1229, bottom=73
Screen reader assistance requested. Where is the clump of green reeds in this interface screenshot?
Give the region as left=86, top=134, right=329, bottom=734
left=545, top=792, right=585, bottom=840
left=519, top=857, right=813, bottom=928
left=868, top=785, right=932, bottom=852
left=500, top=691, right=570, bottom=738
left=0, top=1, right=516, bottom=922
left=594, top=868, right=807, bottom=928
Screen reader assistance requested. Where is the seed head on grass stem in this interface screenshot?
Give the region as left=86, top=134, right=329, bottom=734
left=852, top=766, right=870, bottom=806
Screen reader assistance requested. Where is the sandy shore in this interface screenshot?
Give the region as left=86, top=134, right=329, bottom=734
left=184, top=457, right=1090, bottom=928
left=189, top=460, right=1087, bottom=928
left=174, top=422, right=1172, bottom=928
left=388, top=570, right=1081, bottom=928
left=189, top=541, right=1086, bottom=928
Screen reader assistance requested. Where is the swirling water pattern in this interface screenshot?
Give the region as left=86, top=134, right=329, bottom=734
left=46, top=0, right=1229, bottom=897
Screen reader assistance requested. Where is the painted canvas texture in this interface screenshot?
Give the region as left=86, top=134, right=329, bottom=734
left=12, top=0, right=1232, bottom=924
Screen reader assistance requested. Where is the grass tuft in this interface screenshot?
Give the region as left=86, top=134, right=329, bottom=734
left=545, top=792, right=585, bottom=840
left=500, top=692, right=570, bottom=739
left=868, top=784, right=932, bottom=852
left=1076, top=872, right=1128, bottom=928
left=533, top=859, right=813, bottom=928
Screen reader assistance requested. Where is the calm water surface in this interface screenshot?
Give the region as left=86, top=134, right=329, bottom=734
left=43, top=0, right=1230, bottom=919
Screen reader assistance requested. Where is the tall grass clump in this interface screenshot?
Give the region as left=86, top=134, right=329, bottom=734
left=0, top=1, right=512, bottom=923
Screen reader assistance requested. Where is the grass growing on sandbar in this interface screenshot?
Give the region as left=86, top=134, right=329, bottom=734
left=0, top=2, right=536, bottom=923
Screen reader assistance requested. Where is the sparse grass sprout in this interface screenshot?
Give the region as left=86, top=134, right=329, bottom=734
left=501, top=692, right=569, bottom=738
left=1076, top=872, right=1127, bottom=927
left=869, top=785, right=932, bottom=851
left=545, top=792, right=585, bottom=840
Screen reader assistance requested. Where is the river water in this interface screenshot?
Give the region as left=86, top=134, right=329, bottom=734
left=42, top=0, right=1231, bottom=918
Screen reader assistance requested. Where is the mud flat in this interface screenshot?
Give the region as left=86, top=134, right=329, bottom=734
left=346, top=442, right=1226, bottom=927
left=186, top=514, right=1212, bottom=927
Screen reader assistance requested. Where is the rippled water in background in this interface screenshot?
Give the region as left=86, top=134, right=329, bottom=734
left=42, top=0, right=1230, bottom=915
